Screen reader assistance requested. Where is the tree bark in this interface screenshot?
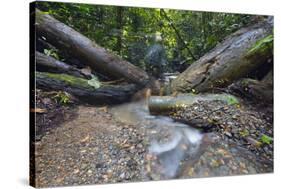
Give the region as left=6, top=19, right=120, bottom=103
left=36, top=51, right=91, bottom=79
left=35, top=9, right=151, bottom=87
left=36, top=72, right=137, bottom=104
left=228, top=78, right=273, bottom=105
left=171, top=18, right=273, bottom=93
left=36, top=38, right=57, bottom=53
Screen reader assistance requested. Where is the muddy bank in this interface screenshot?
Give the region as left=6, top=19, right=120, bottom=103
left=35, top=89, right=78, bottom=140
left=35, top=106, right=147, bottom=187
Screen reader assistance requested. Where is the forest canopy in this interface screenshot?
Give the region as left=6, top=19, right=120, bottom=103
left=36, top=2, right=257, bottom=72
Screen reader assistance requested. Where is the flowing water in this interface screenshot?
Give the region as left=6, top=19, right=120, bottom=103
left=110, top=100, right=272, bottom=179
left=110, top=100, right=205, bottom=179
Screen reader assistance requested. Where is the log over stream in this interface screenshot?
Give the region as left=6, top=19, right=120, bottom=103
left=31, top=4, right=273, bottom=188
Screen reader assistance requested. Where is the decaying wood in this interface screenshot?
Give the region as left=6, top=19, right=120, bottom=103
left=35, top=9, right=152, bottom=87
left=36, top=51, right=91, bottom=79
left=171, top=18, right=273, bottom=93
left=36, top=72, right=138, bottom=104
left=228, top=78, right=273, bottom=104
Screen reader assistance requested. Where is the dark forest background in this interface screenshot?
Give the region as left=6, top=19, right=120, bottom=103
left=37, top=2, right=257, bottom=72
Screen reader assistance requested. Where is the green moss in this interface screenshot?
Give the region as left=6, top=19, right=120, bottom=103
left=35, top=9, right=45, bottom=24
left=211, top=94, right=239, bottom=105
left=239, top=129, right=250, bottom=137
left=87, top=76, right=101, bottom=89
left=37, top=72, right=98, bottom=89
left=247, top=35, right=273, bottom=57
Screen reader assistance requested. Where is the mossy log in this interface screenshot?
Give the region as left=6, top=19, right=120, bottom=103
left=35, top=9, right=151, bottom=87
left=171, top=18, right=273, bottom=93
left=148, top=93, right=239, bottom=114
left=36, top=72, right=137, bottom=104
left=36, top=51, right=91, bottom=79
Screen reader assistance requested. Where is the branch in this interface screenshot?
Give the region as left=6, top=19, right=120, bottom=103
left=160, top=9, right=197, bottom=61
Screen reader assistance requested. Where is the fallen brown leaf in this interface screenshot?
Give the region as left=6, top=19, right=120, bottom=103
left=31, top=108, right=47, bottom=113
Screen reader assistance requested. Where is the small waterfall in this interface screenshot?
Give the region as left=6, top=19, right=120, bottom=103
left=147, top=118, right=203, bottom=178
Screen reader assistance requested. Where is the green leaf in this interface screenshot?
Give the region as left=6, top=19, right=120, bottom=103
left=260, top=134, right=273, bottom=145
left=43, top=49, right=51, bottom=56
left=53, top=91, right=71, bottom=105
left=87, top=75, right=101, bottom=89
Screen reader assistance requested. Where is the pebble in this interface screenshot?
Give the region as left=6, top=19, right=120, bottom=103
left=35, top=106, right=147, bottom=187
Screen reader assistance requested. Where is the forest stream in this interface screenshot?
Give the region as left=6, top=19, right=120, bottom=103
left=111, top=100, right=204, bottom=179
left=34, top=95, right=273, bottom=187
left=32, top=3, right=273, bottom=188
left=110, top=100, right=272, bottom=179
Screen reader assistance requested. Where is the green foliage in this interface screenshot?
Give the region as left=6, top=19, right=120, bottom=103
left=260, top=134, right=273, bottom=145
left=36, top=2, right=256, bottom=70
left=247, top=34, right=273, bottom=57
left=43, top=49, right=59, bottom=60
left=53, top=91, right=71, bottom=105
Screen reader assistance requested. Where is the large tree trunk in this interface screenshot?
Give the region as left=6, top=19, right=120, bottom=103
left=35, top=9, right=151, bottom=88
left=36, top=51, right=91, bottom=79
left=171, top=18, right=273, bottom=93
left=36, top=72, right=137, bottom=104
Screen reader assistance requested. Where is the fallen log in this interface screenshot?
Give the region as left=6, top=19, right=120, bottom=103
left=36, top=72, right=137, bottom=104
left=35, top=9, right=151, bottom=87
left=228, top=78, right=273, bottom=104
left=171, top=18, right=273, bottom=93
left=262, top=70, right=273, bottom=85
left=148, top=94, right=239, bottom=114
left=36, top=51, right=91, bottom=79
left=36, top=38, right=57, bottom=53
